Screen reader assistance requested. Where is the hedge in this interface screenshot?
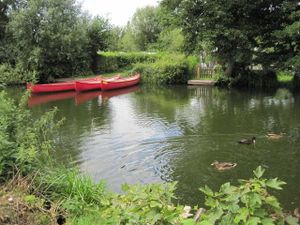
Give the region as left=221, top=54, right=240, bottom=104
left=132, top=54, right=197, bottom=85
left=96, top=52, right=160, bottom=73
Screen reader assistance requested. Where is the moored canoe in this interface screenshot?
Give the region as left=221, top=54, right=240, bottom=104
left=27, top=76, right=101, bottom=93
left=100, top=74, right=141, bottom=91
left=75, top=74, right=121, bottom=92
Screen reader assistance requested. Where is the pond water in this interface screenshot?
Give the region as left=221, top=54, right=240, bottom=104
left=8, top=85, right=300, bottom=209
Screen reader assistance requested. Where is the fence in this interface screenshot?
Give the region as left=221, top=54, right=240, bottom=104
left=195, top=63, right=216, bottom=79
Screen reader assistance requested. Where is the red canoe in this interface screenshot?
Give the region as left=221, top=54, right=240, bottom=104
left=27, top=76, right=101, bottom=93
left=75, top=74, right=121, bottom=92
left=100, top=74, right=141, bottom=91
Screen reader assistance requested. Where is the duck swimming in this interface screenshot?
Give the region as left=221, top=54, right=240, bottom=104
left=211, top=161, right=237, bottom=171
left=238, top=137, right=256, bottom=144
left=266, top=133, right=285, bottom=140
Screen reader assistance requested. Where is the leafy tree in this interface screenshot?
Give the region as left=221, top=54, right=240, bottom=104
left=86, top=16, right=112, bottom=72
left=175, top=0, right=298, bottom=77
left=117, top=23, right=140, bottom=52
left=9, top=0, right=90, bottom=81
left=0, top=0, right=25, bottom=63
left=273, top=3, right=300, bottom=77
left=156, top=28, right=185, bottom=52
left=130, top=6, right=162, bottom=51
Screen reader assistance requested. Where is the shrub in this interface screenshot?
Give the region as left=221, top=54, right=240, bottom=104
left=0, top=63, right=36, bottom=85
left=99, top=182, right=185, bottom=225
left=216, top=70, right=279, bottom=88
left=197, top=166, right=298, bottom=225
left=133, top=54, right=191, bottom=85
left=0, top=91, right=60, bottom=179
left=96, top=52, right=160, bottom=73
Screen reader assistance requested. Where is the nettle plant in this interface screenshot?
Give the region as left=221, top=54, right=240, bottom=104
left=197, top=166, right=298, bottom=225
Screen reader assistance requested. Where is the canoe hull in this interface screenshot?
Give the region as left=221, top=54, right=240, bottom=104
left=27, top=76, right=101, bottom=93
left=27, top=82, right=75, bottom=93
left=100, top=74, right=141, bottom=91
left=75, top=75, right=121, bottom=92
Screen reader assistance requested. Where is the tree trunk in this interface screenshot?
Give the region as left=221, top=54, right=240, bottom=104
left=225, top=60, right=235, bottom=77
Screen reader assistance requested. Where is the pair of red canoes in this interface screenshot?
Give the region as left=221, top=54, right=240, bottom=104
left=75, top=73, right=141, bottom=92
left=27, top=74, right=141, bottom=93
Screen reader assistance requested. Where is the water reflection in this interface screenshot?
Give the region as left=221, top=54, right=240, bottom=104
left=24, top=85, right=300, bottom=209
left=28, top=85, right=141, bottom=106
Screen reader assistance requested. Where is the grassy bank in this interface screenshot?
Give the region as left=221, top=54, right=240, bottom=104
left=0, top=91, right=299, bottom=224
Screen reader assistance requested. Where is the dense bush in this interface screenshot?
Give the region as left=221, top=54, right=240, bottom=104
left=96, top=51, right=160, bottom=73
left=133, top=54, right=196, bottom=85
left=0, top=63, right=36, bottom=85
left=216, top=70, right=279, bottom=88
left=0, top=91, right=60, bottom=179
left=197, top=166, right=298, bottom=225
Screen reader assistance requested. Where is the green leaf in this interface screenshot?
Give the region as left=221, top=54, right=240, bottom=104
left=253, top=166, right=265, bottom=179
left=149, top=201, right=162, bottom=208
left=265, top=196, right=281, bottom=209
left=285, top=215, right=299, bottom=225
left=261, top=218, right=275, bottom=225
left=182, top=218, right=196, bottom=225
left=200, top=185, right=214, bottom=197
left=246, top=216, right=261, bottom=225
left=207, top=207, right=223, bottom=224
left=227, top=203, right=239, bottom=213
left=199, top=221, right=214, bottom=225
left=234, top=207, right=249, bottom=223
left=220, top=214, right=234, bottom=225
left=205, top=196, right=218, bottom=208
left=219, top=182, right=236, bottom=195
left=248, top=193, right=262, bottom=208
left=266, top=178, right=286, bottom=190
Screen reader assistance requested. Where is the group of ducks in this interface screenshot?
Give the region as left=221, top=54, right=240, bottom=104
left=211, top=132, right=285, bottom=171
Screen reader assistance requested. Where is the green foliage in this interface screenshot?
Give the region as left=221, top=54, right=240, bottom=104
left=99, top=182, right=185, bottom=225
left=198, top=166, right=297, bottom=225
left=9, top=0, right=91, bottom=81
left=133, top=54, right=196, bottom=85
left=215, top=70, right=279, bottom=89
left=0, top=91, right=60, bottom=179
left=128, top=6, right=162, bottom=51
left=117, top=28, right=140, bottom=52
left=0, top=63, right=36, bottom=85
left=96, top=51, right=159, bottom=73
left=176, top=0, right=298, bottom=77
left=155, top=28, right=185, bottom=52
left=273, top=5, right=300, bottom=75
left=86, top=16, right=112, bottom=73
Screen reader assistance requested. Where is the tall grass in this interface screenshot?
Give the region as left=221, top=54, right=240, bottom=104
left=34, top=167, right=109, bottom=214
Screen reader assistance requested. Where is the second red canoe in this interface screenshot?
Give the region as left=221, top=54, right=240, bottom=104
left=75, top=74, right=121, bottom=92
left=100, top=74, right=141, bottom=91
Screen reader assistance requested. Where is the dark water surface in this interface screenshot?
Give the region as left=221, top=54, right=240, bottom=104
left=9, top=85, right=300, bottom=209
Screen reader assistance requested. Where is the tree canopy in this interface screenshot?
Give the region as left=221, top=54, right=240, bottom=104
left=162, top=0, right=299, bottom=76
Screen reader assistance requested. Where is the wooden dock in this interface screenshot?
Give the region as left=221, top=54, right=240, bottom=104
left=187, top=80, right=217, bottom=86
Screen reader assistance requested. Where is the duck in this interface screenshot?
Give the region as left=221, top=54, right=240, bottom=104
left=211, top=161, right=237, bottom=171
left=266, top=132, right=285, bottom=140
left=238, top=137, right=256, bottom=144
